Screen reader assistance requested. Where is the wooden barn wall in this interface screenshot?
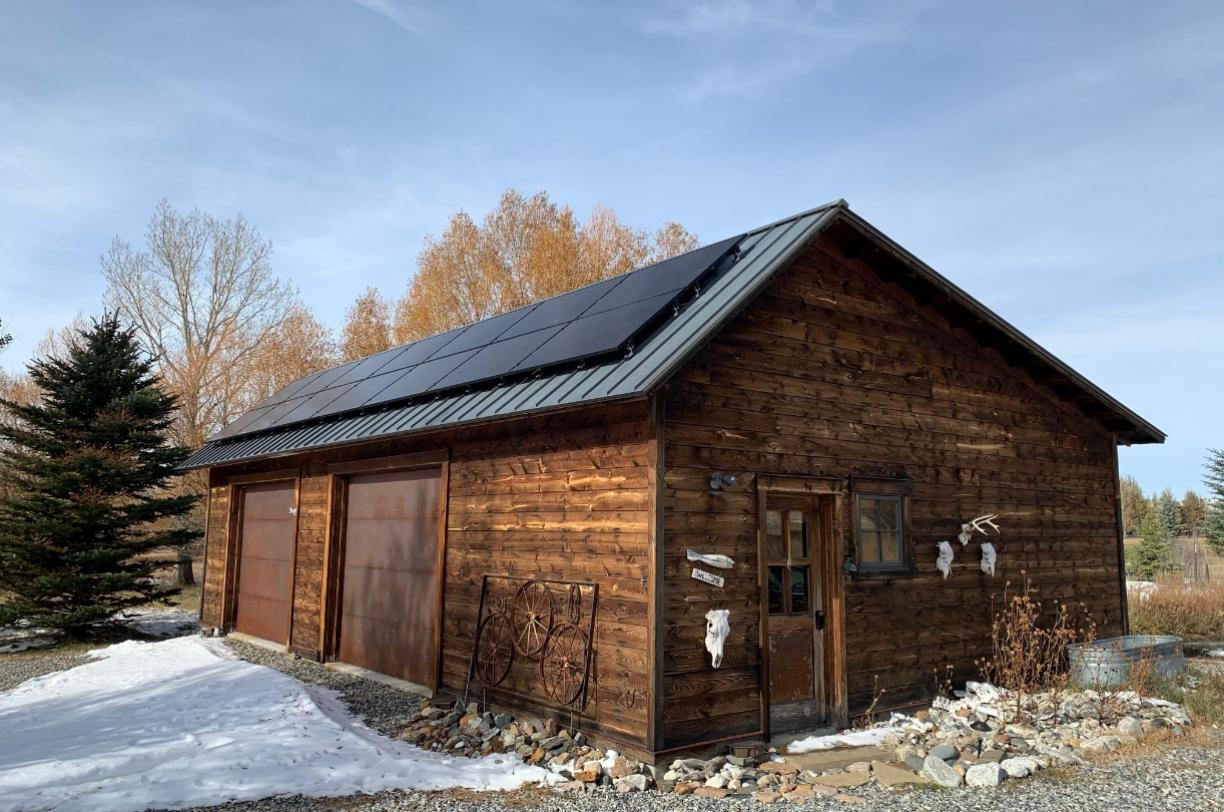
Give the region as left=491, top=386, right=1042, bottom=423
left=200, top=482, right=230, bottom=629
left=660, top=229, right=1124, bottom=746
left=201, top=401, right=655, bottom=750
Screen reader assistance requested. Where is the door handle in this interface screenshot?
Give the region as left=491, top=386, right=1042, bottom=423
left=814, top=609, right=825, bottom=630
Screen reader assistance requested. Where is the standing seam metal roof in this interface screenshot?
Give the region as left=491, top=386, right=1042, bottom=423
left=181, top=198, right=1163, bottom=470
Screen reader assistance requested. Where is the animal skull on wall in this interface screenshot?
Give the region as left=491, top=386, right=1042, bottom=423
left=980, top=541, right=998, bottom=576
left=936, top=540, right=955, bottom=579
left=704, top=609, right=730, bottom=668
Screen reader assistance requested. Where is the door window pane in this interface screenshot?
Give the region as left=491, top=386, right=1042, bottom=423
left=788, top=511, right=808, bottom=560
left=767, top=566, right=786, bottom=614
left=765, top=510, right=785, bottom=561
left=790, top=566, right=810, bottom=614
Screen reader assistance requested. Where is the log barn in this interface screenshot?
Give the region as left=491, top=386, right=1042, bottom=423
left=183, top=200, right=1163, bottom=761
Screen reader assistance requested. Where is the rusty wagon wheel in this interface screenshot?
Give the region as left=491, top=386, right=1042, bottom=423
left=539, top=622, right=590, bottom=707
left=511, top=580, right=555, bottom=657
left=473, top=611, right=515, bottom=687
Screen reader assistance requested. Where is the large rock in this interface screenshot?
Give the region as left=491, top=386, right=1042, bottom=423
left=759, top=760, right=800, bottom=776
left=965, top=762, right=1004, bottom=787
left=929, top=744, right=958, bottom=761
left=921, top=755, right=964, bottom=788
left=615, top=774, right=649, bottom=792
left=1000, top=756, right=1040, bottom=778
left=1117, top=716, right=1144, bottom=737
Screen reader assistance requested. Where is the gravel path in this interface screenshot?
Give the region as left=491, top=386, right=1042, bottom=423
left=4, top=639, right=1222, bottom=811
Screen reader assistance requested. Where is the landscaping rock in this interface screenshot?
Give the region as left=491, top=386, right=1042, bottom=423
left=871, top=761, right=927, bottom=786
left=930, top=743, right=959, bottom=761
left=965, top=762, right=1005, bottom=787
left=922, top=754, right=964, bottom=787
left=812, top=773, right=869, bottom=788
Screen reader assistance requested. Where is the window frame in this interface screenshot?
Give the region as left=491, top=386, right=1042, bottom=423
left=852, top=490, right=913, bottom=577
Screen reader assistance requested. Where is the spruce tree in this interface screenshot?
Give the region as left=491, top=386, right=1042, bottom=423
left=1127, top=512, right=1174, bottom=580
left=1204, top=503, right=1224, bottom=556
left=0, top=315, right=198, bottom=636
left=1154, top=488, right=1185, bottom=538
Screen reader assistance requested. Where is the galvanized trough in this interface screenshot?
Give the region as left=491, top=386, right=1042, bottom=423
left=1068, top=635, right=1185, bottom=688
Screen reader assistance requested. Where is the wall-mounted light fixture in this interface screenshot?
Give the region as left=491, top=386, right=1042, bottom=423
left=708, top=472, right=738, bottom=490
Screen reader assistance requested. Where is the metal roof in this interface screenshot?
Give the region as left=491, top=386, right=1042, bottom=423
left=181, top=200, right=1162, bottom=470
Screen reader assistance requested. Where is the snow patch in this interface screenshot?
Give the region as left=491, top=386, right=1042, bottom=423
left=1208, top=649, right=1224, bottom=659
left=0, top=636, right=550, bottom=811
left=786, top=725, right=903, bottom=753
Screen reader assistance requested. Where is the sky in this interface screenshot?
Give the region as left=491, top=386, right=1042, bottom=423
left=1, top=0, right=1221, bottom=494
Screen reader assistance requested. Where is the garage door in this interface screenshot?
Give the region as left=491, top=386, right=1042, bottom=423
left=235, top=481, right=296, bottom=644
left=338, top=468, right=441, bottom=685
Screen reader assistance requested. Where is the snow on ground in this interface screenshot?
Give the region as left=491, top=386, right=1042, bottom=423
left=115, top=607, right=199, bottom=638
left=1126, top=580, right=1157, bottom=602
left=1209, top=649, right=1224, bottom=659
left=0, top=637, right=550, bottom=812
left=786, top=725, right=904, bottom=753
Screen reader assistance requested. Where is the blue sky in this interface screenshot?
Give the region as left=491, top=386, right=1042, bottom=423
left=1, top=0, right=1221, bottom=494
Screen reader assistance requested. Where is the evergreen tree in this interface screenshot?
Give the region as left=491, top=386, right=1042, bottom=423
left=1127, top=512, right=1174, bottom=580
left=1205, top=449, right=1224, bottom=503
left=0, top=315, right=198, bottom=636
left=1204, top=502, right=1224, bottom=556
left=1181, top=490, right=1208, bottom=538
left=1154, top=488, right=1185, bottom=538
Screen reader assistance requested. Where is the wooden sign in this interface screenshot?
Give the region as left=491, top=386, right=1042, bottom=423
left=691, top=567, right=725, bottom=588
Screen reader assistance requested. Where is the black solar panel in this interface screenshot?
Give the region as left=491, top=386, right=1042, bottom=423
left=513, top=292, right=675, bottom=372
left=215, top=233, right=744, bottom=440
left=431, top=326, right=563, bottom=391
left=584, top=234, right=741, bottom=315
left=371, top=326, right=468, bottom=377
left=369, top=349, right=479, bottom=404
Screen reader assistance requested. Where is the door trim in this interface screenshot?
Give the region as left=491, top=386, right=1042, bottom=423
left=319, top=451, right=449, bottom=691
left=757, top=476, right=848, bottom=738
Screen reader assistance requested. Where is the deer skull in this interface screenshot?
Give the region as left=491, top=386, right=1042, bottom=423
left=704, top=609, right=730, bottom=668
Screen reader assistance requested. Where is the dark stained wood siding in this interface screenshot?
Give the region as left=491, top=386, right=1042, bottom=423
left=660, top=229, right=1125, bottom=746
left=289, top=474, right=330, bottom=656
left=201, top=402, right=655, bottom=752
left=201, top=483, right=230, bottom=629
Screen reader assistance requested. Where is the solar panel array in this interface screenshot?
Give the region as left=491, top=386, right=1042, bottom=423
left=214, top=234, right=744, bottom=440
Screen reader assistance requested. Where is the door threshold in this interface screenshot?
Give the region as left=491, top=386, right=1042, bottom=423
left=227, top=631, right=287, bottom=653
left=324, top=662, right=432, bottom=697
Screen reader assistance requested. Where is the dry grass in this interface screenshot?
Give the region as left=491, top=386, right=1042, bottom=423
left=1130, top=579, right=1224, bottom=640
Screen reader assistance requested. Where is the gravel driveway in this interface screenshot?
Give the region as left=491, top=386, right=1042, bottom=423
left=4, top=639, right=1222, bottom=812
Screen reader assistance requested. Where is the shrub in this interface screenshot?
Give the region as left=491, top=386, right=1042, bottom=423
left=1129, top=579, right=1224, bottom=640
left=978, top=577, right=1095, bottom=718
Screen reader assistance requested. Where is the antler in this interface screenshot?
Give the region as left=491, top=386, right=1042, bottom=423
left=968, top=514, right=1000, bottom=535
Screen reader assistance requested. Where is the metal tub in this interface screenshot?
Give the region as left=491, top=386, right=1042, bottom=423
left=1068, top=635, right=1185, bottom=688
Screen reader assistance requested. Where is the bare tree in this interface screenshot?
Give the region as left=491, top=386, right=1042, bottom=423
left=341, top=287, right=394, bottom=361
left=101, top=199, right=296, bottom=449
left=394, top=190, right=698, bottom=342
left=239, top=304, right=337, bottom=409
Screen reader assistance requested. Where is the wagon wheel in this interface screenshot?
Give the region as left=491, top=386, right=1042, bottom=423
left=473, top=612, right=515, bottom=687
left=511, top=580, right=555, bottom=657
left=540, top=622, right=590, bottom=707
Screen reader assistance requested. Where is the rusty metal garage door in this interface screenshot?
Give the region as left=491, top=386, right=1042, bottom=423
left=235, top=481, right=296, bottom=644
left=338, top=468, right=441, bottom=685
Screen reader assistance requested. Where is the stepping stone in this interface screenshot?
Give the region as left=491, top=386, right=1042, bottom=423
left=870, top=761, right=928, bottom=787
left=783, top=746, right=892, bottom=773
left=812, top=773, right=869, bottom=788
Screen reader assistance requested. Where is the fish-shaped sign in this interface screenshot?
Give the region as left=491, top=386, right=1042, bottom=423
left=687, top=550, right=735, bottom=569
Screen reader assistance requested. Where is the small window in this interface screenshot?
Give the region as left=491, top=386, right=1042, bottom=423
left=855, top=493, right=909, bottom=574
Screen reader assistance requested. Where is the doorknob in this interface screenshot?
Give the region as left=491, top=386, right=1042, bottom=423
left=814, top=609, right=826, bottom=630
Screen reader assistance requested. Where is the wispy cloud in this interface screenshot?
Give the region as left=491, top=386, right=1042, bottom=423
left=347, top=0, right=418, bottom=34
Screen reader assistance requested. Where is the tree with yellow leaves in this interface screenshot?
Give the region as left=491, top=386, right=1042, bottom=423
left=341, top=288, right=394, bottom=361
left=393, top=190, right=698, bottom=343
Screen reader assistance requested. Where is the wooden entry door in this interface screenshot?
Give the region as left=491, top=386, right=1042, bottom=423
left=337, top=468, right=442, bottom=686
left=763, top=493, right=830, bottom=732
left=234, top=481, right=297, bottom=644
